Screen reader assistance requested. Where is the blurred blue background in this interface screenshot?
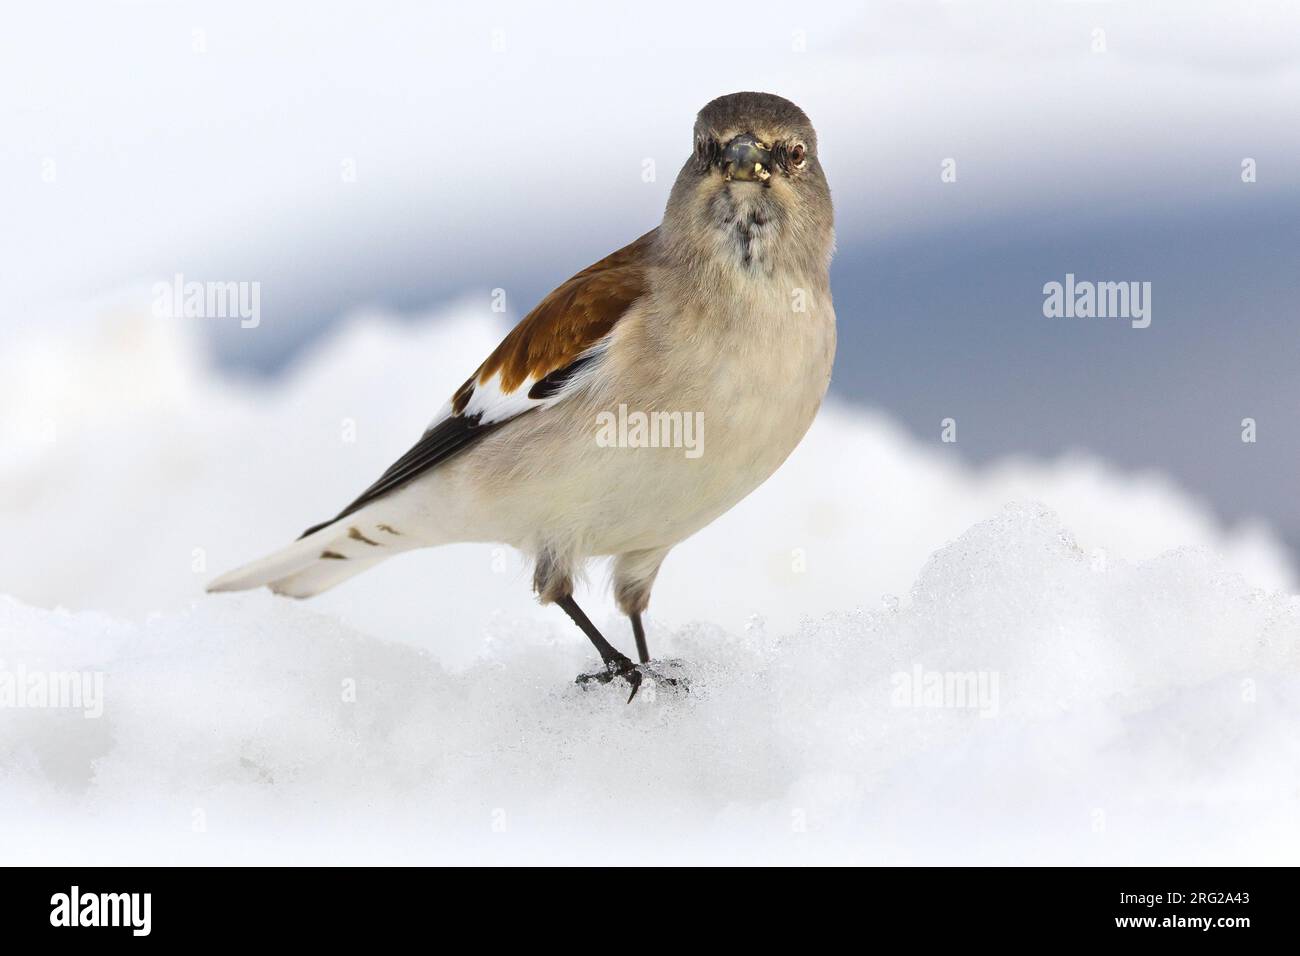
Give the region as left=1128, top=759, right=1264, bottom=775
left=4, top=0, right=1297, bottom=549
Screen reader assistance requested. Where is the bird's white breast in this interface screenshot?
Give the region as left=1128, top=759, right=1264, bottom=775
left=556, top=267, right=836, bottom=555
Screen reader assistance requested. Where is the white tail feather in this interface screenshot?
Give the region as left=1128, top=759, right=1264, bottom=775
left=206, top=532, right=334, bottom=593
left=269, top=554, right=387, bottom=598
left=207, top=506, right=413, bottom=597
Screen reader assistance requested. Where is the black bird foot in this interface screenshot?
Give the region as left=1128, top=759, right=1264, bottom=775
left=575, top=658, right=686, bottom=703
left=576, top=654, right=643, bottom=701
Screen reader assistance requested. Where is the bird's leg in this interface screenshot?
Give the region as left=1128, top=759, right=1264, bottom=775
left=613, top=547, right=669, bottom=665
left=630, top=612, right=650, bottom=664
left=558, top=594, right=643, bottom=701
left=626, top=612, right=686, bottom=695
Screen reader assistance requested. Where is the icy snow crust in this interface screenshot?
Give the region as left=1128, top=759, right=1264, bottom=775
left=1, top=297, right=1297, bottom=864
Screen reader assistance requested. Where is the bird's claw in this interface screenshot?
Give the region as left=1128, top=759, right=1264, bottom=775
left=575, top=658, right=684, bottom=703
left=576, top=656, right=643, bottom=701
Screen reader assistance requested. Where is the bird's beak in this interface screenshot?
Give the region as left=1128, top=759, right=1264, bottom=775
left=721, top=133, right=772, bottom=183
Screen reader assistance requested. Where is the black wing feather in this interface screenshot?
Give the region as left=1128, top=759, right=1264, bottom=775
left=527, top=352, right=600, bottom=400
left=298, top=412, right=507, bottom=539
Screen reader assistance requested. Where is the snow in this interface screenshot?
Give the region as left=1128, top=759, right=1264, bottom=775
left=2, top=294, right=1298, bottom=864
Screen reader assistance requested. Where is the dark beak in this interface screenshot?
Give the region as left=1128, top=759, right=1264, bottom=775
left=721, top=132, right=772, bottom=183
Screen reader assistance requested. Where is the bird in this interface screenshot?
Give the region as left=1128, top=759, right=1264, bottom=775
left=208, top=91, right=836, bottom=699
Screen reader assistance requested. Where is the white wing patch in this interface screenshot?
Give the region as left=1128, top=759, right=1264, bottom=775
left=463, top=371, right=542, bottom=424
left=425, top=338, right=612, bottom=433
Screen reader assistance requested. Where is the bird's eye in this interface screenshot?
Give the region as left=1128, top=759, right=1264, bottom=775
left=789, top=143, right=807, bottom=168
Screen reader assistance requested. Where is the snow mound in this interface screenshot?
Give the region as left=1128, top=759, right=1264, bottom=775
left=3, top=293, right=1299, bottom=862
left=3, top=503, right=1297, bottom=865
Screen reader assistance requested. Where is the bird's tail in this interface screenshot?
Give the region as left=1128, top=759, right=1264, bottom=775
left=206, top=506, right=413, bottom=598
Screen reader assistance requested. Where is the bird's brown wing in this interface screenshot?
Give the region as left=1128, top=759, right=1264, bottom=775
left=299, top=229, right=656, bottom=538
left=451, top=227, right=657, bottom=406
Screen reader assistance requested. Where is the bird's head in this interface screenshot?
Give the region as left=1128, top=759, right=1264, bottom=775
left=663, top=92, right=833, bottom=279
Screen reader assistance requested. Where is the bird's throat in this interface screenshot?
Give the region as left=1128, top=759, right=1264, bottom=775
left=710, top=186, right=780, bottom=273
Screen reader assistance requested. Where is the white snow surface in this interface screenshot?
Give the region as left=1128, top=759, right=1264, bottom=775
left=2, top=294, right=1298, bottom=864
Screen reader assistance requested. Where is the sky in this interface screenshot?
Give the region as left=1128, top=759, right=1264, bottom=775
left=3, top=0, right=1298, bottom=544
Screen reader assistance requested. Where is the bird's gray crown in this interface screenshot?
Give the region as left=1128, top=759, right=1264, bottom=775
left=694, top=92, right=816, bottom=150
